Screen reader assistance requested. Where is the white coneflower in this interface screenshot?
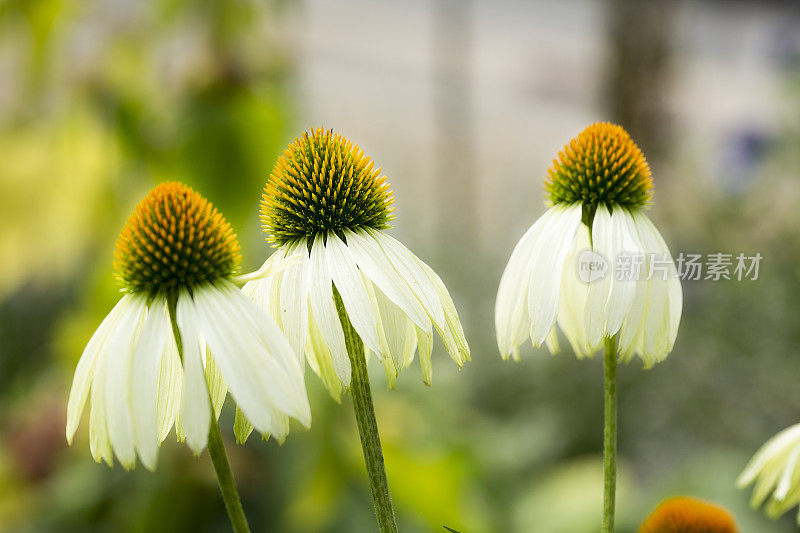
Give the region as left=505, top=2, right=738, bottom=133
left=495, top=122, right=682, bottom=367
left=245, top=128, right=469, bottom=397
left=244, top=128, right=470, bottom=533
left=495, top=123, right=683, bottom=533
left=737, top=423, right=800, bottom=524
left=66, top=182, right=310, bottom=473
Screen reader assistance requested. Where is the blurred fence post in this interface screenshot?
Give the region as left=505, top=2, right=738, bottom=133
left=432, top=0, right=483, bottom=335
left=606, top=0, right=677, bottom=158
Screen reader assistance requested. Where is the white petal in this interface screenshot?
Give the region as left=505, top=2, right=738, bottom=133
left=617, top=212, right=649, bottom=359
left=738, top=424, right=800, bottom=487
left=130, top=297, right=170, bottom=471
left=279, top=241, right=309, bottom=362
left=66, top=295, right=130, bottom=443
left=204, top=347, right=227, bottom=419
left=308, top=234, right=351, bottom=385
left=416, top=326, right=433, bottom=386
left=372, top=282, right=409, bottom=371
left=325, top=233, right=385, bottom=356
left=495, top=217, right=547, bottom=358
left=192, top=282, right=311, bottom=433
left=306, top=308, right=344, bottom=401
left=233, top=406, right=254, bottom=444
left=632, top=212, right=675, bottom=365
left=367, top=228, right=445, bottom=330
left=585, top=204, right=614, bottom=347
left=412, top=254, right=470, bottom=365
left=104, top=295, right=147, bottom=469
left=556, top=224, right=597, bottom=358
left=528, top=204, right=582, bottom=345
left=344, top=228, right=432, bottom=333
left=604, top=208, right=640, bottom=336
left=157, top=335, right=182, bottom=443
left=637, top=214, right=683, bottom=351
left=89, top=354, right=113, bottom=465
left=776, top=445, right=800, bottom=500
left=176, top=295, right=212, bottom=454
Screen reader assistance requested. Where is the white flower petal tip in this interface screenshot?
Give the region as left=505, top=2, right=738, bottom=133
left=233, top=252, right=302, bottom=284
left=738, top=424, right=800, bottom=521
left=244, top=229, right=470, bottom=396
left=495, top=204, right=682, bottom=366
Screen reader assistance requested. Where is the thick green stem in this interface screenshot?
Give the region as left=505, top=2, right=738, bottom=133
left=333, top=288, right=398, bottom=533
left=168, top=295, right=251, bottom=533
left=602, top=335, right=618, bottom=533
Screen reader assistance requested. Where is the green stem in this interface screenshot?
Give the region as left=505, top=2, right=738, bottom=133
left=168, top=295, right=252, bottom=533
left=333, top=288, right=398, bottom=533
left=207, top=419, right=251, bottom=533
left=602, top=335, right=618, bottom=533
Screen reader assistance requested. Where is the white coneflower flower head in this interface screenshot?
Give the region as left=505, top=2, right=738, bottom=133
left=66, top=182, right=310, bottom=471
left=243, top=128, right=469, bottom=405
left=737, top=423, right=800, bottom=524
left=496, top=123, right=682, bottom=366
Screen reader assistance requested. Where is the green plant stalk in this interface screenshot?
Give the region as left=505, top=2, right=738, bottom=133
left=333, top=288, right=398, bottom=533
left=168, top=295, right=252, bottom=533
left=602, top=335, right=618, bottom=533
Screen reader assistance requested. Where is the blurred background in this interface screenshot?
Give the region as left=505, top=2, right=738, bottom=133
left=1, top=0, right=799, bottom=531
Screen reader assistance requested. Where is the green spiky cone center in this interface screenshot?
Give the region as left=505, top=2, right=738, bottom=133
left=261, top=128, right=395, bottom=245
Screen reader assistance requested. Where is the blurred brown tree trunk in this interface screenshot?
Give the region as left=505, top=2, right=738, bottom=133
left=606, top=0, right=677, bottom=158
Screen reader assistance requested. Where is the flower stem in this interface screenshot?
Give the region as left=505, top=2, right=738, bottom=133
left=207, top=419, right=251, bottom=533
left=333, top=288, right=398, bottom=533
left=602, top=335, right=618, bottom=533
left=167, top=295, right=252, bottom=533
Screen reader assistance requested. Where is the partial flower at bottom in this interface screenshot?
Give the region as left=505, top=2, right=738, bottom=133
left=737, top=423, right=800, bottom=524
left=66, top=182, right=310, bottom=470
left=638, top=496, right=738, bottom=533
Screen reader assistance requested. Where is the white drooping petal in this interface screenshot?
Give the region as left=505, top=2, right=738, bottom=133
left=191, top=282, right=311, bottom=434
left=233, top=406, right=254, bottom=444
left=130, top=297, right=170, bottom=471
left=412, top=254, right=470, bottom=365
left=739, top=424, right=800, bottom=490
left=586, top=205, right=641, bottom=347
left=629, top=211, right=682, bottom=366
left=372, top=281, right=410, bottom=372
left=89, top=353, right=113, bottom=465
left=585, top=204, right=614, bottom=347
left=242, top=246, right=288, bottom=324
left=416, top=326, right=434, bottom=386
left=204, top=346, right=228, bottom=420
left=104, top=295, right=147, bottom=470
left=605, top=208, right=642, bottom=335
left=308, top=234, right=351, bottom=385
left=618, top=212, right=649, bottom=360
left=495, top=216, right=548, bottom=359
left=556, top=223, right=597, bottom=358
left=367, top=228, right=446, bottom=331
left=326, top=233, right=386, bottom=358
left=636, top=212, right=683, bottom=352
left=279, top=241, right=310, bottom=362
left=66, top=295, right=131, bottom=443
left=156, top=336, right=182, bottom=443
left=176, top=295, right=212, bottom=454
left=306, top=308, right=344, bottom=401
left=345, top=228, right=431, bottom=333
left=528, top=204, right=582, bottom=346
left=738, top=423, right=800, bottom=522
